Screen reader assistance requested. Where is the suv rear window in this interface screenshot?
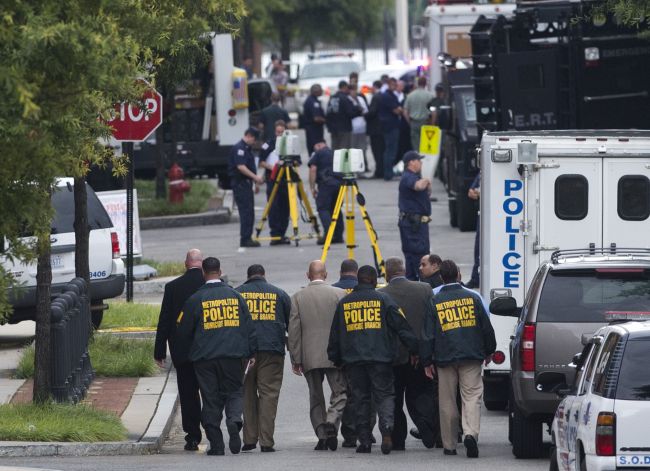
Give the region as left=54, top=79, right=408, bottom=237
left=536, top=268, right=650, bottom=323
left=615, top=340, right=650, bottom=400
left=51, top=184, right=113, bottom=234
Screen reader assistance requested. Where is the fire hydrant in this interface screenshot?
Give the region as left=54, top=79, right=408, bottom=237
left=168, top=163, right=190, bottom=204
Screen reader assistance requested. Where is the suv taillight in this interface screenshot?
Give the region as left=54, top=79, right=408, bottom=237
left=111, top=232, right=121, bottom=259
left=596, top=412, right=616, bottom=456
left=521, top=323, right=536, bottom=372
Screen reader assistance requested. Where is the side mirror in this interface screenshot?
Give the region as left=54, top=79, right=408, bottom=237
left=570, top=352, right=582, bottom=368
left=489, top=296, right=518, bottom=317
left=535, top=371, right=568, bottom=395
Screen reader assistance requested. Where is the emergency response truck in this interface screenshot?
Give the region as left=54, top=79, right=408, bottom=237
left=479, top=130, right=650, bottom=411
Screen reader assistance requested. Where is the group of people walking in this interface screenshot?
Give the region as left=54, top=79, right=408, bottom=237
left=155, top=249, right=496, bottom=458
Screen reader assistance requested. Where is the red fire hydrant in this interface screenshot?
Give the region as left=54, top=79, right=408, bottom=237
left=168, top=163, right=190, bottom=204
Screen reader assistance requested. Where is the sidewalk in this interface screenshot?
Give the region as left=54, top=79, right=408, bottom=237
left=0, top=327, right=178, bottom=457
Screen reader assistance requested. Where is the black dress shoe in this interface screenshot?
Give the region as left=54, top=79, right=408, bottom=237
left=464, top=435, right=479, bottom=458
left=417, top=422, right=435, bottom=449
left=240, top=239, right=261, bottom=248
left=331, top=237, right=344, bottom=244
left=356, top=443, right=372, bottom=453
left=341, top=438, right=357, bottom=448
left=207, top=447, right=225, bottom=456
left=184, top=439, right=199, bottom=451
left=409, top=427, right=421, bottom=440
left=261, top=446, right=275, bottom=452
left=270, top=237, right=291, bottom=246
left=314, top=439, right=328, bottom=450
left=443, top=449, right=457, bottom=456
left=241, top=443, right=256, bottom=452
left=227, top=423, right=241, bottom=454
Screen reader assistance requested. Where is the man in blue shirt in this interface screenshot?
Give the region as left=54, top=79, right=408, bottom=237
left=303, top=84, right=326, bottom=154
left=379, top=78, right=403, bottom=181
left=398, top=151, right=432, bottom=280
left=228, top=127, right=264, bottom=248
left=308, top=141, right=344, bottom=245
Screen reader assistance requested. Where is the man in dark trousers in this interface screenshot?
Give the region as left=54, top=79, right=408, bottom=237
left=154, top=249, right=205, bottom=451
left=379, top=78, right=403, bottom=181
left=379, top=257, right=440, bottom=450
left=332, top=259, right=358, bottom=293
left=228, top=127, right=264, bottom=248
left=419, top=254, right=443, bottom=289
left=366, top=80, right=385, bottom=179
left=175, top=257, right=258, bottom=456
left=422, top=260, right=496, bottom=459
left=236, top=264, right=291, bottom=453
left=328, top=265, right=419, bottom=455
left=398, top=151, right=432, bottom=280
left=326, top=80, right=361, bottom=150
left=309, top=141, right=344, bottom=245
left=303, top=84, right=326, bottom=154
left=259, top=93, right=290, bottom=142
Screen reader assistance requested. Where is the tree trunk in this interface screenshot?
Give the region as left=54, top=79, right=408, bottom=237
left=33, top=197, right=52, bottom=403
left=154, top=94, right=170, bottom=199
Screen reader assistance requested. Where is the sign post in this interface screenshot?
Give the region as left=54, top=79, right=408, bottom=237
left=108, top=81, right=162, bottom=302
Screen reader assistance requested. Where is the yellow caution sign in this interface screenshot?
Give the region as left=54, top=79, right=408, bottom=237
left=419, top=125, right=441, bottom=156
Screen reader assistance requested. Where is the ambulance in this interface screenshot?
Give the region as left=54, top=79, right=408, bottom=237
left=479, top=130, right=650, bottom=409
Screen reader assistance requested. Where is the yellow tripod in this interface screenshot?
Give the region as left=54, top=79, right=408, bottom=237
left=254, top=160, right=320, bottom=246
left=320, top=177, right=385, bottom=278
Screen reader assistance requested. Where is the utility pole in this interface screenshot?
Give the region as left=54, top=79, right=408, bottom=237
left=395, top=0, right=410, bottom=62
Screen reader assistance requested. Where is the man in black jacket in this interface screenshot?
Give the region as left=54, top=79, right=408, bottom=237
left=154, top=249, right=205, bottom=451
left=332, top=259, right=358, bottom=293
left=326, top=80, right=361, bottom=150
left=419, top=254, right=443, bottom=288
left=422, top=260, right=496, bottom=459
left=236, top=265, right=291, bottom=453
left=366, top=81, right=385, bottom=179
left=176, top=257, right=258, bottom=456
left=379, top=257, right=440, bottom=450
left=328, top=265, right=418, bottom=455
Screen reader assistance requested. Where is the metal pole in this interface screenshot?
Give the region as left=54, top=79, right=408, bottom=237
left=395, top=0, right=410, bottom=62
left=383, top=8, right=390, bottom=65
left=124, top=141, right=134, bottom=302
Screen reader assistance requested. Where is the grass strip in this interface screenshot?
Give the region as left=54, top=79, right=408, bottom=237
left=16, top=334, right=157, bottom=379
left=102, top=301, right=159, bottom=330
left=0, top=402, right=127, bottom=442
left=137, top=179, right=215, bottom=217
left=140, top=258, right=185, bottom=278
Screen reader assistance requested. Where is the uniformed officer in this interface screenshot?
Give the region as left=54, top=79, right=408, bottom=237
left=308, top=141, right=344, bottom=245
left=421, top=260, right=496, bottom=459
left=328, top=265, right=419, bottom=455
left=229, top=127, right=264, bottom=248
left=303, top=84, right=326, bottom=154
left=236, top=264, right=291, bottom=453
left=175, top=257, right=258, bottom=456
left=398, top=150, right=432, bottom=280
left=259, top=120, right=291, bottom=245
left=332, top=259, right=358, bottom=293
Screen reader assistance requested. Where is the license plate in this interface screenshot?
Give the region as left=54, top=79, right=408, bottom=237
left=617, top=455, right=650, bottom=467
left=51, top=255, right=64, bottom=269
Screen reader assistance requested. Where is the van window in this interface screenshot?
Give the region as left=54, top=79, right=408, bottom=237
left=616, top=339, right=650, bottom=400
left=555, top=175, right=588, bottom=220
left=618, top=175, right=650, bottom=221
left=51, top=184, right=113, bottom=234
left=536, top=268, right=650, bottom=323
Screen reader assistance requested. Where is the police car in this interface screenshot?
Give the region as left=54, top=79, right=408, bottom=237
left=544, top=313, right=650, bottom=471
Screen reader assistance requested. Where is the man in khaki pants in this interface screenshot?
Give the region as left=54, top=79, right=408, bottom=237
left=236, top=264, right=291, bottom=452
left=288, top=260, right=347, bottom=451
left=422, top=260, right=496, bottom=458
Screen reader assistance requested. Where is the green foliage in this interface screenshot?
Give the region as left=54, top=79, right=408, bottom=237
left=0, top=402, right=127, bottom=442
left=101, top=301, right=160, bottom=330
left=140, top=259, right=186, bottom=278
left=136, top=179, right=215, bottom=217
left=602, top=0, right=650, bottom=29
left=16, top=335, right=157, bottom=378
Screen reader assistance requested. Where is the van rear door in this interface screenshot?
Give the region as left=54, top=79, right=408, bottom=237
left=602, top=158, right=650, bottom=250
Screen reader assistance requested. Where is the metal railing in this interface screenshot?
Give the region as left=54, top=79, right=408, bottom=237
left=50, top=278, right=94, bottom=403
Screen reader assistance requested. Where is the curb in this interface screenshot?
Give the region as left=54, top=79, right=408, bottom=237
left=0, top=366, right=178, bottom=457
left=140, top=208, right=232, bottom=230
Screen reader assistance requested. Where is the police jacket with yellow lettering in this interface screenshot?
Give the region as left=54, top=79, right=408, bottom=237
left=236, top=277, right=291, bottom=356
left=175, top=281, right=257, bottom=363
left=421, top=283, right=496, bottom=367
left=327, top=284, right=418, bottom=366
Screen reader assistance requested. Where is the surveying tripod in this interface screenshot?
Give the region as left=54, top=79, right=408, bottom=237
left=254, top=159, right=320, bottom=246
left=320, top=175, right=385, bottom=278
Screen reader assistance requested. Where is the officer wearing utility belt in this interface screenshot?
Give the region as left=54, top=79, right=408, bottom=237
left=303, top=84, right=326, bottom=154
left=229, top=127, right=264, bottom=248
left=398, top=150, right=432, bottom=280
left=328, top=265, right=419, bottom=455
left=175, top=257, right=258, bottom=456
left=309, top=141, right=344, bottom=245
left=236, top=264, right=291, bottom=453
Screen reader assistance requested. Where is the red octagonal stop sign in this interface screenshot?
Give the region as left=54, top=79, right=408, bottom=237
left=108, top=82, right=163, bottom=142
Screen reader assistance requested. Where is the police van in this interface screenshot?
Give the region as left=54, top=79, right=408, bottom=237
left=479, top=130, right=650, bottom=410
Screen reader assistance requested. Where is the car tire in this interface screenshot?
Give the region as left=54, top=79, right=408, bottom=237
left=457, top=194, right=477, bottom=232
left=91, top=306, right=104, bottom=330
left=511, top=404, right=543, bottom=459
left=449, top=199, right=458, bottom=227
left=484, top=399, right=508, bottom=411
left=549, top=444, right=559, bottom=471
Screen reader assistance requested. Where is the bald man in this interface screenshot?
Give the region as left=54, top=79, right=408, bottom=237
left=154, top=249, right=205, bottom=451
left=288, top=261, right=348, bottom=451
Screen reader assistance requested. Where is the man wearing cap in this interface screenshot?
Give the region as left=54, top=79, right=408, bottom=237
left=404, top=77, right=435, bottom=152
left=229, top=127, right=265, bottom=248
left=398, top=151, right=432, bottom=280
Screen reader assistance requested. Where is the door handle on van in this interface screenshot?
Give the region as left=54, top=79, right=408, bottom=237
left=533, top=243, right=560, bottom=254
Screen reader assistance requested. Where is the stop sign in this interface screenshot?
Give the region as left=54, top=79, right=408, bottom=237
left=108, top=82, right=163, bottom=142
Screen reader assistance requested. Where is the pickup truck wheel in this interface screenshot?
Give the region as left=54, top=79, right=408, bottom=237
left=91, top=305, right=104, bottom=330
left=511, top=404, right=543, bottom=459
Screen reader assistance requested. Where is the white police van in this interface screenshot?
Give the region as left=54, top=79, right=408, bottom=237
left=546, top=314, right=650, bottom=471
left=479, top=130, right=650, bottom=410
